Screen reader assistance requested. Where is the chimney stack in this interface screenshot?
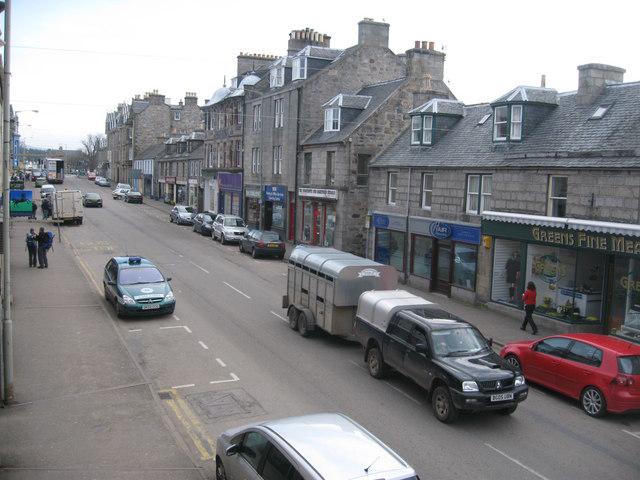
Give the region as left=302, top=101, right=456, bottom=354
left=184, top=91, right=198, bottom=106
left=237, top=52, right=279, bottom=76
left=146, top=90, right=165, bottom=106
left=541, top=74, right=546, bottom=87
left=287, top=27, right=331, bottom=56
left=357, top=18, right=390, bottom=48
left=576, top=63, right=625, bottom=105
left=405, top=41, right=445, bottom=81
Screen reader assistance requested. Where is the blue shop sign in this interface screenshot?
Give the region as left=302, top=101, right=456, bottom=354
left=429, top=222, right=452, bottom=240
left=373, top=214, right=389, bottom=228
left=450, top=223, right=481, bottom=244
left=264, top=185, right=286, bottom=203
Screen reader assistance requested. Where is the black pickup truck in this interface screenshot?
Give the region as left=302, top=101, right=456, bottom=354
left=354, top=291, right=528, bottom=423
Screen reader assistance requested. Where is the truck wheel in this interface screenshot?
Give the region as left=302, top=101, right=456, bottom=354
left=78, top=218, right=83, bottom=225
left=367, top=347, right=386, bottom=379
left=287, top=307, right=298, bottom=330
left=298, top=311, right=312, bottom=337
left=432, top=386, right=459, bottom=423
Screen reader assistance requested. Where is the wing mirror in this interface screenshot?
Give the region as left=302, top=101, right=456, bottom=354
left=415, top=342, right=429, bottom=354
left=225, top=444, right=239, bottom=457
left=487, top=338, right=493, bottom=348
left=166, top=277, right=172, bottom=282
left=107, top=280, right=116, bottom=286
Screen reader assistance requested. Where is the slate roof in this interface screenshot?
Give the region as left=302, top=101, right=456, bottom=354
left=409, top=98, right=464, bottom=116
left=295, top=45, right=344, bottom=60
left=131, top=100, right=149, bottom=114
left=371, top=81, right=640, bottom=169
left=323, top=93, right=372, bottom=109
left=303, top=78, right=406, bottom=146
left=492, top=86, right=558, bottom=105
left=134, top=143, right=165, bottom=161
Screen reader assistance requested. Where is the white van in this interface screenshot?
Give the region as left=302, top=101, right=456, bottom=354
left=40, top=184, right=56, bottom=199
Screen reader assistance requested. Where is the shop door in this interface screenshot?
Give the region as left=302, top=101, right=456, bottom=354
left=312, top=203, right=323, bottom=245
left=433, top=240, right=452, bottom=295
left=264, top=201, right=273, bottom=230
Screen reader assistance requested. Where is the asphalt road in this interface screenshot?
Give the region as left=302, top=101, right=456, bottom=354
left=61, top=176, right=640, bottom=480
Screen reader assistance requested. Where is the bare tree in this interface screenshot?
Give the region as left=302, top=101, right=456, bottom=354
left=81, top=133, right=105, bottom=171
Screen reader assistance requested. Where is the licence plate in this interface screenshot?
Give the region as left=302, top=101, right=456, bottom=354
left=268, top=243, right=279, bottom=247
left=491, top=392, right=514, bottom=402
left=141, top=304, right=160, bottom=310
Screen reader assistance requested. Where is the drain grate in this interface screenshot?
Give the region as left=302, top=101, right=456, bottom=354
left=186, top=388, right=265, bottom=423
left=158, top=391, right=172, bottom=400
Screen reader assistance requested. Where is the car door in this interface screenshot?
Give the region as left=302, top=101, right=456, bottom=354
left=527, top=337, right=573, bottom=389
left=404, top=325, right=430, bottom=389
left=260, top=442, right=302, bottom=480
left=245, top=231, right=256, bottom=250
left=383, top=315, right=412, bottom=371
left=556, top=340, right=604, bottom=398
left=226, top=430, right=270, bottom=480
left=213, top=215, right=222, bottom=238
left=194, top=214, right=202, bottom=231
left=104, top=260, right=118, bottom=300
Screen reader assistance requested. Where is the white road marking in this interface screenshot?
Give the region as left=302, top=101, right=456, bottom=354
left=159, top=325, right=192, bottom=334
left=183, top=326, right=192, bottom=334
left=270, top=311, right=287, bottom=322
left=128, top=328, right=142, bottom=332
left=216, top=358, right=227, bottom=367
left=485, top=443, right=551, bottom=480
left=198, top=341, right=209, bottom=350
left=172, top=383, right=195, bottom=389
left=223, top=282, right=251, bottom=299
left=623, top=429, right=640, bottom=440
left=210, top=373, right=240, bottom=384
left=281, top=273, right=287, bottom=276
left=348, top=360, right=367, bottom=372
left=172, top=314, right=181, bottom=322
left=178, top=254, right=184, bottom=258
left=384, top=381, right=422, bottom=405
left=189, top=260, right=210, bottom=274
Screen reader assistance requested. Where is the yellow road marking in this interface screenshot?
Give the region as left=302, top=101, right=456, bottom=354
left=164, top=396, right=213, bottom=461
left=171, top=388, right=217, bottom=455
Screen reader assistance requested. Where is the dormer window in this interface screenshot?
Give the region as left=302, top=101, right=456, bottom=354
left=174, top=111, right=181, bottom=121
left=510, top=105, right=522, bottom=140
left=493, top=105, right=522, bottom=141
left=324, top=107, right=340, bottom=132
left=493, top=106, right=508, bottom=140
left=292, top=56, right=307, bottom=80
left=269, top=66, right=284, bottom=88
left=410, top=115, right=433, bottom=145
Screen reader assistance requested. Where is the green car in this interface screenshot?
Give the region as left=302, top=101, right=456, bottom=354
left=34, top=176, right=47, bottom=188
left=103, top=256, right=175, bottom=317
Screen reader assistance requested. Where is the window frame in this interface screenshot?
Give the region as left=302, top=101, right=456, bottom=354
left=466, top=174, right=492, bottom=214
left=510, top=105, right=523, bottom=141
left=324, top=107, right=340, bottom=132
left=547, top=175, right=568, bottom=217
left=173, top=111, right=181, bottom=121
left=303, top=152, right=312, bottom=185
left=493, top=105, right=508, bottom=141
left=422, top=115, right=434, bottom=145
left=251, top=147, right=261, bottom=175
left=274, top=98, right=284, bottom=128
left=269, top=66, right=284, bottom=88
left=252, top=104, right=262, bottom=132
left=326, top=151, right=335, bottom=185
left=387, top=171, right=398, bottom=205
left=272, top=145, right=282, bottom=175
left=421, top=173, right=433, bottom=209
left=356, top=154, right=370, bottom=186
left=292, top=56, right=307, bottom=80
left=410, top=116, right=422, bottom=145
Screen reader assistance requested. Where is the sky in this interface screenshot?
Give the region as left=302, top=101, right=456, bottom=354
left=9, top=0, right=640, bottom=150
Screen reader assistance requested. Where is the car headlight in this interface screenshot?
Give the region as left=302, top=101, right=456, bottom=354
left=462, top=381, right=479, bottom=392
left=165, top=291, right=174, bottom=301
left=514, top=375, right=526, bottom=387
left=122, top=294, right=135, bottom=304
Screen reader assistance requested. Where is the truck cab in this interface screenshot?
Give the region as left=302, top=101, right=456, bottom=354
left=354, top=290, right=528, bottom=423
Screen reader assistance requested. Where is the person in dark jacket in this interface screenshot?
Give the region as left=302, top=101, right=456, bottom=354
left=25, top=228, right=37, bottom=267
left=521, top=281, right=538, bottom=334
left=35, top=227, right=49, bottom=268
left=31, top=202, right=38, bottom=220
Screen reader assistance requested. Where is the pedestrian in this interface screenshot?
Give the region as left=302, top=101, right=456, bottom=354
left=521, top=281, right=538, bottom=334
left=31, top=201, right=38, bottom=220
left=41, top=197, right=51, bottom=220
left=35, top=226, right=51, bottom=268
left=25, top=228, right=37, bottom=267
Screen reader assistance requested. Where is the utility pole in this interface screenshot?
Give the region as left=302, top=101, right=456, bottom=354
left=2, top=0, right=13, bottom=404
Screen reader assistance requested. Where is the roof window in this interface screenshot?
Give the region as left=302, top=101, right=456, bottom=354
left=590, top=105, right=610, bottom=120
left=478, top=113, right=491, bottom=125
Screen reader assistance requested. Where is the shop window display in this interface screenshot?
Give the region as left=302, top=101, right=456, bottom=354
left=272, top=203, right=284, bottom=229
left=453, top=243, right=478, bottom=290
left=324, top=206, right=336, bottom=247
left=610, top=257, right=640, bottom=342
left=375, top=229, right=405, bottom=272
left=302, top=203, right=313, bottom=243
left=491, top=239, right=525, bottom=306
left=411, top=235, right=432, bottom=279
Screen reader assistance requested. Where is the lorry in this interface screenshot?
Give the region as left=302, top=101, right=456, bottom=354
left=354, top=290, right=528, bottom=423
left=45, top=158, right=65, bottom=184
left=282, top=246, right=398, bottom=337
left=51, top=190, right=84, bottom=225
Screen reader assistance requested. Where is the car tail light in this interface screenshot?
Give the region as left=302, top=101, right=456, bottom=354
left=257, top=241, right=266, bottom=247
left=612, top=375, right=635, bottom=386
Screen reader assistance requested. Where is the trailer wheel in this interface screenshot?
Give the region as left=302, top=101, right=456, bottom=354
left=367, top=347, right=387, bottom=379
left=287, top=306, right=298, bottom=330
left=298, top=311, right=312, bottom=337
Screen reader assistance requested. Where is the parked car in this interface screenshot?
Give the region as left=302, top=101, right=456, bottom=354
left=96, top=178, right=111, bottom=187
left=83, top=192, right=103, bottom=208
left=87, top=171, right=96, bottom=181
left=31, top=169, right=42, bottom=181
left=212, top=214, right=248, bottom=244
left=115, top=183, right=132, bottom=190
left=40, top=184, right=56, bottom=199
left=124, top=191, right=143, bottom=204
left=103, top=256, right=175, bottom=318
left=34, top=176, right=47, bottom=188
left=192, top=211, right=215, bottom=235
left=169, top=205, right=195, bottom=225
left=215, top=413, right=417, bottom=480
left=500, top=333, right=640, bottom=417
left=112, top=187, right=130, bottom=200
left=94, top=176, right=104, bottom=185
left=355, top=290, right=528, bottom=423
left=239, top=230, right=285, bottom=259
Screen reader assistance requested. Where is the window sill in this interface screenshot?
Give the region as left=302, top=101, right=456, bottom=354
left=421, top=206, right=432, bottom=211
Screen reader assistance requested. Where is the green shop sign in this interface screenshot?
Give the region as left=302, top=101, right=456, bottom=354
left=482, top=219, right=640, bottom=256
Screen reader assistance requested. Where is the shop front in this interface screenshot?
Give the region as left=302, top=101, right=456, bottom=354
left=218, top=172, right=243, bottom=217
left=188, top=178, right=199, bottom=208
left=244, top=186, right=261, bottom=229
left=163, top=176, right=176, bottom=204
left=176, top=182, right=187, bottom=206
left=372, top=213, right=481, bottom=298
left=298, top=188, right=337, bottom=247
left=483, top=212, right=640, bottom=343
left=143, top=174, right=153, bottom=198
left=131, top=169, right=142, bottom=192
left=264, top=185, right=286, bottom=238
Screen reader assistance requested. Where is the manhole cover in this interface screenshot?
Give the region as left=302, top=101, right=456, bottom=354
left=158, top=391, right=172, bottom=400
left=186, top=388, right=265, bottom=423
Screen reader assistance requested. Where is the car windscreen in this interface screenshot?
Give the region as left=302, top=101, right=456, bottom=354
left=119, top=267, right=164, bottom=285
left=408, top=307, right=460, bottom=320
left=203, top=215, right=213, bottom=222
left=178, top=206, right=194, bottom=213
left=618, top=355, right=640, bottom=374
left=260, top=232, right=280, bottom=241
left=86, top=193, right=100, bottom=199
left=430, top=327, right=489, bottom=357
left=223, top=218, right=245, bottom=227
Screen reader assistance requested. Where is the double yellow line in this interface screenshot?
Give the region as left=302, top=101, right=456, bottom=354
left=161, top=388, right=216, bottom=461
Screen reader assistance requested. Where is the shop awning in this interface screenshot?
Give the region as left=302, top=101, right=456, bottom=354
left=483, top=211, right=640, bottom=238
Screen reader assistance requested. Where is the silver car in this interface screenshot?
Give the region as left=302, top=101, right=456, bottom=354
left=215, top=413, right=417, bottom=480
left=212, top=214, right=248, bottom=244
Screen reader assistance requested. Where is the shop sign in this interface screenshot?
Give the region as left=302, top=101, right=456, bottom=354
left=219, top=172, right=242, bottom=191
left=264, top=185, right=286, bottom=203
left=411, top=217, right=481, bottom=245
left=483, top=219, right=640, bottom=256
left=373, top=213, right=406, bottom=231
left=245, top=188, right=262, bottom=199
left=298, top=188, right=338, bottom=200
left=188, top=178, right=198, bottom=186
left=429, top=222, right=452, bottom=240
left=165, top=176, right=176, bottom=185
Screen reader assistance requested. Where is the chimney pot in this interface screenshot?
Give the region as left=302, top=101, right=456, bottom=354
left=421, top=41, right=428, bottom=49
left=415, top=40, right=421, bottom=48
left=428, top=41, right=435, bottom=50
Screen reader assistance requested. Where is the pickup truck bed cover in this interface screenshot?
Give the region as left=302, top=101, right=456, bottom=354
left=357, top=290, right=434, bottom=332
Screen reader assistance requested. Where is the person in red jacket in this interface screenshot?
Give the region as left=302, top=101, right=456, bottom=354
left=521, top=281, right=538, bottom=334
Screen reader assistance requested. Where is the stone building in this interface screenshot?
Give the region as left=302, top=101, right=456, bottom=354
left=298, top=41, right=454, bottom=255
left=368, top=62, right=640, bottom=342
left=201, top=54, right=276, bottom=216
left=242, top=19, right=407, bottom=240
left=156, top=132, right=205, bottom=207
left=105, top=91, right=202, bottom=184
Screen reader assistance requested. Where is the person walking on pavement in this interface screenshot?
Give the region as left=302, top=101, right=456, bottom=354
left=41, top=197, right=51, bottom=220
left=35, top=226, right=50, bottom=268
left=521, top=281, right=538, bottom=334
left=31, top=201, right=38, bottom=220
left=25, top=228, right=37, bottom=267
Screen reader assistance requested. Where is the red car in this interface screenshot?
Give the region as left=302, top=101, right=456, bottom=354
left=500, top=333, right=640, bottom=417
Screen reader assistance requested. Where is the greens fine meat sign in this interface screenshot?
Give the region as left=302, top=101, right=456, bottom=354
left=531, top=226, right=640, bottom=255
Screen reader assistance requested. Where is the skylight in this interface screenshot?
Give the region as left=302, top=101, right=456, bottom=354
left=590, top=105, right=610, bottom=119
left=478, top=113, right=491, bottom=125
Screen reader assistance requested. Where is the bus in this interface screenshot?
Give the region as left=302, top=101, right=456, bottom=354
left=45, top=158, right=64, bottom=184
